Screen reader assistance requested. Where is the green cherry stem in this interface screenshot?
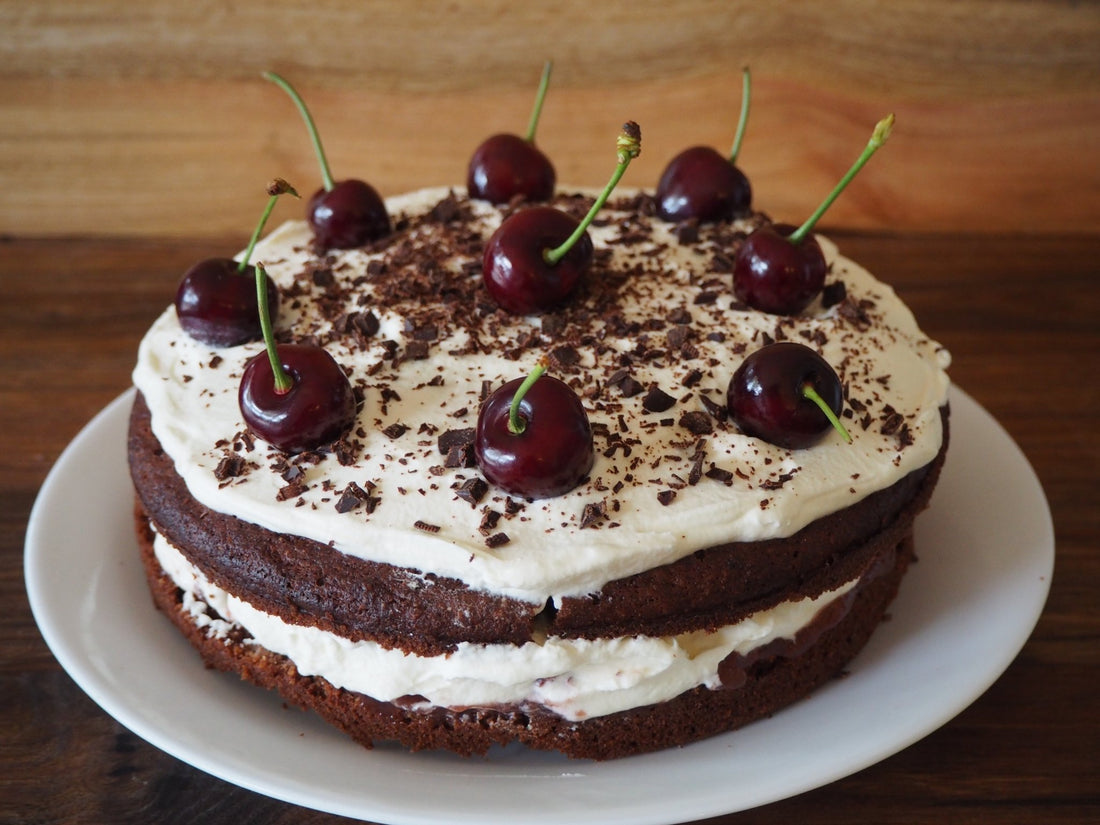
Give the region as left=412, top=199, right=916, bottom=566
left=544, top=121, right=642, bottom=266
left=802, top=383, right=853, bottom=444
left=238, top=178, right=300, bottom=274
left=508, top=360, right=549, bottom=435
left=255, top=261, right=293, bottom=394
left=728, top=66, right=751, bottom=165
left=524, top=60, right=553, bottom=144
left=787, top=113, right=895, bottom=246
left=263, top=71, right=336, bottom=192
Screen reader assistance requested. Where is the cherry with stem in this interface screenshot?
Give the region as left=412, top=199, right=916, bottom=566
left=475, top=360, right=595, bottom=499
left=238, top=261, right=357, bottom=454
left=482, top=121, right=642, bottom=314
left=656, top=66, right=753, bottom=223
left=264, top=71, right=391, bottom=250
left=733, top=114, right=894, bottom=315
left=175, top=179, right=298, bottom=347
left=467, top=60, right=556, bottom=204
left=727, top=342, right=852, bottom=449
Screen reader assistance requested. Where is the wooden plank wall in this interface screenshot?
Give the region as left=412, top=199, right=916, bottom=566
left=1, top=0, right=1097, bottom=238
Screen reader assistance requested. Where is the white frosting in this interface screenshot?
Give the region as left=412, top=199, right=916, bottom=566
left=154, top=530, right=857, bottom=722
left=133, top=186, right=950, bottom=603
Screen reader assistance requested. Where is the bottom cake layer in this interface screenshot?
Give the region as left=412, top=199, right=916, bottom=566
left=136, top=505, right=916, bottom=761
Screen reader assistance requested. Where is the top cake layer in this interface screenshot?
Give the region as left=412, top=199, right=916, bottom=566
left=132, top=187, right=950, bottom=604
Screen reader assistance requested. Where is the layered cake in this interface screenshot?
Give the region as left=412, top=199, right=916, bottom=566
left=129, top=183, right=950, bottom=760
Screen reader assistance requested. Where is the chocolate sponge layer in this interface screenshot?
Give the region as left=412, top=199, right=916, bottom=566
left=129, top=393, right=947, bottom=655
left=137, top=504, right=916, bottom=760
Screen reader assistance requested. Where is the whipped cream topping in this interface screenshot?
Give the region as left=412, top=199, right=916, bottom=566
left=154, top=530, right=857, bottom=722
left=133, top=187, right=950, bottom=603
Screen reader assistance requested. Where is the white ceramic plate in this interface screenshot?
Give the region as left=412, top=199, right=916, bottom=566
left=26, top=386, right=1053, bottom=825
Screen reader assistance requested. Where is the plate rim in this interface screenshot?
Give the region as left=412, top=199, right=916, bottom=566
left=24, top=385, right=1054, bottom=825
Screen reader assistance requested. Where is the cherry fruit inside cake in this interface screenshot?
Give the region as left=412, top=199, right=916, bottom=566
left=129, top=185, right=950, bottom=760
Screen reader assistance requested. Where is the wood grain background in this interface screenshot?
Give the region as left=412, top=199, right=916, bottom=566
left=4, top=4, right=1099, bottom=823
left=2, top=0, right=1098, bottom=238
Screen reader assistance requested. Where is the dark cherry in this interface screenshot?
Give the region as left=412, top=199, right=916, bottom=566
left=475, top=368, right=594, bottom=499
left=175, top=258, right=278, bottom=347
left=467, top=61, right=555, bottom=204
left=732, top=222, right=826, bottom=315
left=733, top=114, right=895, bottom=316
left=237, top=261, right=356, bottom=453
left=467, top=133, right=555, bottom=204
left=481, top=121, right=641, bottom=315
left=265, top=71, right=391, bottom=250
left=482, top=206, right=592, bottom=314
left=656, top=145, right=751, bottom=222
left=174, top=178, right=296, bottom=347
left=238, top=343, right=357, bottom=454
left=307, top=178, right=391, bottom=250
left=655, top=67, right=752, bottom=223
left=727, top=342, right=849, bottom=450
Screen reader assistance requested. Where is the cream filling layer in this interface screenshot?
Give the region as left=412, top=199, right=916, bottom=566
left=155, top=530, right=857, bottom=722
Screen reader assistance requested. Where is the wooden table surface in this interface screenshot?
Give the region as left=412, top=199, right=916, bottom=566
left=2, top=230, right=1097, bottom=823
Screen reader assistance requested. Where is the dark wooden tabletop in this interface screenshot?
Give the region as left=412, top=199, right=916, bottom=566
left=3, top=231, right=1097, bottom=824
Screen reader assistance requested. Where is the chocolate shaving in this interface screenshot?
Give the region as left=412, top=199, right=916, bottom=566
left=609, top=372, right=644, bottom=398
left=642, top=386, right=676, bottom=413
left=454, top=477, right=489, bottom=507
left=666, top=325, right=691, bottom=351
left=821, top=281, right=847, bottom=308
left=679, top=410, right=714, bottom=435
left=699, top=394, right=727, bottom=421
left=705, top=465, right=734, bottom=484
left=213, top=454, right=246, bottom=481
left=382, top=423, right=408, bottom=439
left=478, top=509, right=502, bottom=535
left=332, top=438, right=360, bottom=466
left=410, top=324, right=439, bottom=341
left=438, top=427, right=475, bottom=455
left=675, top=220, right=699, bottom=245
left=335, top=481, right=370, bottom=513
left=429, top=193, right=462, bottom=223
left=880, top=412, right=904, bottom=436
left=838, top=297, right=872, bottom=329
left=281, top=465, right=304, bottom=482
left=693, top=291, right=719, bottom=305
left=667, top=307, right=693, bottom=325
left=688, top=451, right=705, bottom=485
left=404, top=340, right=431, bottom=360
left=444, top=443, right=476, bottom=468
left=761, top=472, right=795, bottom=491
left=549, top=345, right=580, bottom=369
left=580, top=500, right=608, bottom=529
left=277, top=480, right=306, bottom=501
